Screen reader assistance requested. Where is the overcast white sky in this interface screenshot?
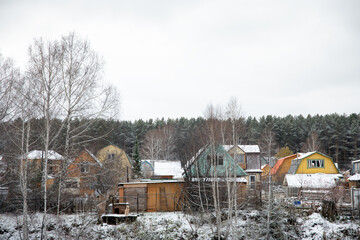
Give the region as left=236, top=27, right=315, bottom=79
left=0, top=0, right=359, bottom=121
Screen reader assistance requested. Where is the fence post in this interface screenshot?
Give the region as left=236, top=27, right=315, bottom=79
left=137, top=194, right=139, bottom=214
left=173, top=194, right=175, bottom=212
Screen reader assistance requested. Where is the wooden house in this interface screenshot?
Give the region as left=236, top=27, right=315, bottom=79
left=224, top=145, right=261, bottom=185
left=21, top=150, right=63, bottom=188
left=270, top=154, right=298, bottom=185
left=282, top=152, right=340, bottom=197
left=118, top=180, right=185, bottom=212
left=287, top=151, right=339, bottom=175
left=186, top=145, right=247, bottom=179
left=96, top=145, right=132, bottom=182
left=185, top=145, right=248, bottom=207
left=64, top=149, right=102, bottom=197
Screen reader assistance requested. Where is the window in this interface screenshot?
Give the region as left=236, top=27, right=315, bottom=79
left=354, top=162, right=360, bottom=174
left=308, top=159, right=324, bottom=168
left=48, top=166, right=54, bottom=174
left=206, top=154, right=223, bottom=166
left=207, top=154, right=212, bottom=165
left=65, top=181, right=78, bottom=188
left=250, top=175, right=256, bottom=183
left=217, top=156, right=224, bottom=166
left=250, top=175, right=256, bottom=189
left=81, top=162, right=90, bottom=173
left=108, top=153, right=115, bottom=160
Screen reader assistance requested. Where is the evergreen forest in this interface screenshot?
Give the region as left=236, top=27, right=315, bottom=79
left=2, top=113, right=359, bottom=170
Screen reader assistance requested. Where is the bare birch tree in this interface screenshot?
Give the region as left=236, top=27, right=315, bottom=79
left=56, top=32, right=119, bottom=215
left=187, top=100, right=244, bottom=239
left=27, top=38, right=63, bottom=240
left=14, top=76, right=38, bottom=240
left=0, top=53, right=18, bottom=121
left=261, top=125, right=275, bottom=240
left=204, top=104, right=222, bottom=239
left=1, top=58, right=34, bottom=240
left=302, top=131, right=322, bottom=152
left=260, top=126, right=277, bottom=165
left=25, top=33, right=120, bottom=225
left=141, top=125, right=176, bottom=160
left=225, top=96, right=242, bottom=236
left=141, top=129, right=163, bottom=159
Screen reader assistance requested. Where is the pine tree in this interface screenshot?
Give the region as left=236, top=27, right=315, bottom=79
left=132, top=137, right=141, bottom=178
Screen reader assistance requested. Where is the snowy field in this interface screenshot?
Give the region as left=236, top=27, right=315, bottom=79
left=0, top=210, right=359, bottom=239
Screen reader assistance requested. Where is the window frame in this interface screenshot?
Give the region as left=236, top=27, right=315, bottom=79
left=206, top=154, right=224, bottom=166
left=80, top=162, right=90, bottom=173
left=65, top=181, right=78, bottom=188
left=108, top=153, right=115, bottom=160
left=250, top=175, right=256, bottom=183
left=307, top=159, right=325, bottom=169
left=217, top=155, right=224, bottom=166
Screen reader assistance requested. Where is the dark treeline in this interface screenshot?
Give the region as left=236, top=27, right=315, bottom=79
left=1, top=113, right=359, bottom=170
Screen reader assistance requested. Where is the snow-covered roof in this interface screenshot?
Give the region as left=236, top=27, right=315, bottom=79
left=222, top=145, right=233, bottom=152
left=284, top=174, right=342, bottom=188
left=143, top=160, right=184, bottom=179
left=245, top=169, right=263, bottom=173
left=154, top=160, right=183, bottom=178
left=239, top=145, right=260, bottom=153
left=23, top=150, right=63, bottom=160
left=190, top=177, right=247, bottom=183
left=120, top=179, right=184, bottom=185
left=222, top=145, right=260, bottom=153
left=295, top=151, right=316, bottom=160
left=261, top=164, right=268, bottom=169
left=348, top=174, right=360, bottom=181
left=185, top=147, right=206, bottom=170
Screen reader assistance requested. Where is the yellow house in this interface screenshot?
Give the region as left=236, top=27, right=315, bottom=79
left=287, top=151, right=339, bottom=174
left=96, top=145, right=132, bottom=183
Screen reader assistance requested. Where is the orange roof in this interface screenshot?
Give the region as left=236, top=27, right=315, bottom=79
left=270, top=154, right=297, bottom=175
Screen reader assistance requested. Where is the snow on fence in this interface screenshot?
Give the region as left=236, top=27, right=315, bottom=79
left=284, top=186, right=352, bottom=204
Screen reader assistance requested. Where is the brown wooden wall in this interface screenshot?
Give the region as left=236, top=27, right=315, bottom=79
left=119, top=182, right=184, bottom=212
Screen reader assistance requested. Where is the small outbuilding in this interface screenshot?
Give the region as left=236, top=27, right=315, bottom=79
left=118, top=180, right=184, bottom=212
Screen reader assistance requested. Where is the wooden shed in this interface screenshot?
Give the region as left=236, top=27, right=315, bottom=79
left=118, top=180, right=185, bottom=212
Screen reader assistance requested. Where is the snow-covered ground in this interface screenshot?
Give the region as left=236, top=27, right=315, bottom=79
left=0, top=210, right=359, bottom=239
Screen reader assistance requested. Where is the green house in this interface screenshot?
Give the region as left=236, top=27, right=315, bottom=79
left=186, top=145, right=247, bottom=178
